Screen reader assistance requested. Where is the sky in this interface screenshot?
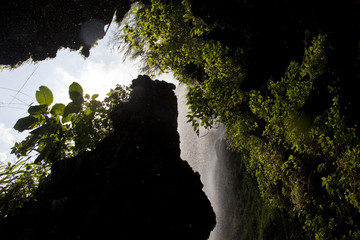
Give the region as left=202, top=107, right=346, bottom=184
left=0, top=20, right=177, bottom=164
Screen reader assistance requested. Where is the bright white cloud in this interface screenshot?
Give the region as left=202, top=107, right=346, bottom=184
left=0, top=123, right=15, bottom=146
left=54, top=57, right=139, bottom=102
left=47, top=20, right=178, bottom=105
left=0, top=152, right=6, bottom=163
left=55, top=57, right=177, bottom=102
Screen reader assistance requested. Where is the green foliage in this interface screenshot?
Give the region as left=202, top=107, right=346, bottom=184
left=248, top=35, right=328, bottom=155
left=235, top=35, right=360, bottom=238
left=0, top=159, right=50, bottom=218
left=118, top=0, right=227, bottom=81
left=217, top=35, right=360, bottom=239
left=35, top=86, right=53, bottom=106
left=121, top=0, right=245, bottom=135
left=12, top=83, right=130, bottom=164
left=119, top=2, right=360, bottom=238
left=111, top=0, right=360, bottom=237
left=0, top=83, right=130, bottom=219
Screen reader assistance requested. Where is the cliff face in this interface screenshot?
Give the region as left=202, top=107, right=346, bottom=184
left=0, top=75, right=216, bottom=240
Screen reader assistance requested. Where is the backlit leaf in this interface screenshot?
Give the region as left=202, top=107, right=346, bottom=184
left=69, top=82, right=84, bottom=104
left=50, top=103, right=66, bottom=116
left=36, top=86, right=53, bottom=106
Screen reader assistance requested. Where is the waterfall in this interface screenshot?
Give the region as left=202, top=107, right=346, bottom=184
left=176, top=84, right=238, bottom=240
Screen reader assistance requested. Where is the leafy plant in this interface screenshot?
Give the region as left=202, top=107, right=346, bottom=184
left=0, top=158, right=50, bottom=218
left=119, top=1, right=360, bottom=238
left=0, top=82, right=130, bottom=219
left=12, top=83, right=130, bottom=164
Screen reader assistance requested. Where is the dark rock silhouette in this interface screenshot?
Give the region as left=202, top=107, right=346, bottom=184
left=0, top=75, right=216, bottom=240
left=0, top=0, right=131, bottom=65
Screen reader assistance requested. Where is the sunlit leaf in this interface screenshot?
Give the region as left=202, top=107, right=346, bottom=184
left=69, top=82, right=83, bottom=95
left=50, top=103, right=66, bottom=116
left=36, top=86, right=53, bottom=106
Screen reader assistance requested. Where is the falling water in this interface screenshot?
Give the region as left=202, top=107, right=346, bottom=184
left=176, top=84, right=239, bottom=240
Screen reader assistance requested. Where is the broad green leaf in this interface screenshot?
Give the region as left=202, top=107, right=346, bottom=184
left=63, top=102, right=82, bottom=119
left=69, top=82, right=83, bottom=95
left=28, top=104, right=48, bottom=116
left=50, top=103, right=66, bottom=116
left=36, top=86, right=53, bottom=106
left=69, top=82, right=84, bottom=104
left=13, top=116, right=39, bottom=132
